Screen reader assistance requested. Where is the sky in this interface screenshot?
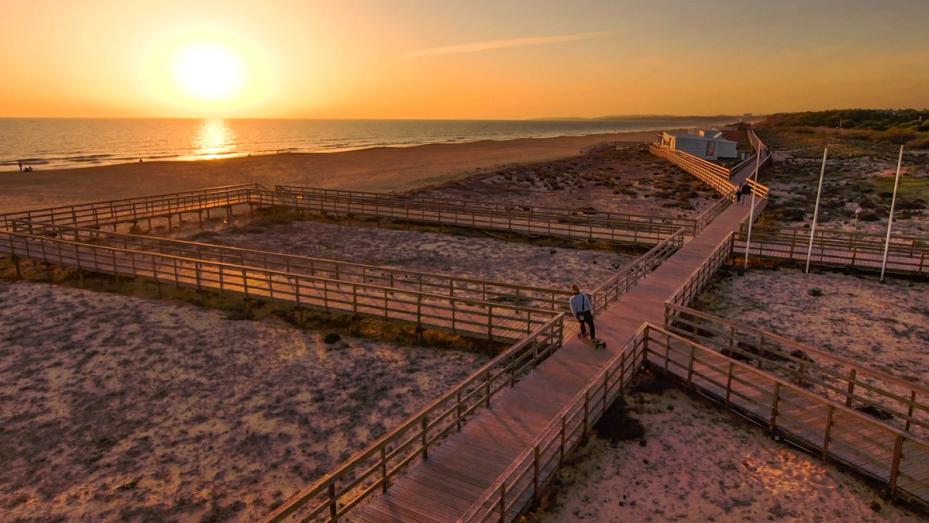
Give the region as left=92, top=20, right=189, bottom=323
left=0, top=0, right=928, bottom=119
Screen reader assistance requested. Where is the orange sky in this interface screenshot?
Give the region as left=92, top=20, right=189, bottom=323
left=1, top=0, right=927, bottom=119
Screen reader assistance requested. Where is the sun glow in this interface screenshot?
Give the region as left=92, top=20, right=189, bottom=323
left=171, top=43, right=244, bottom=102
left=139, top=25, right=276, bottom=116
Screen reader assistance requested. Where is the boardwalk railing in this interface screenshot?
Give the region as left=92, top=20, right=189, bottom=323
left=591, top=228, right=686, bottom=313
left=263, top=314, right=566, bottom=523
left=0, top=229, right=553, bottom=342
left=648, top=144, right=736, bottom=197
left=0, top=184, right=264, bottom=231
left=667, top=232, right=735, bottom=307
left=644, top=325, right=929, bottom=506
left=9, top=220, right=572, bottom=312
left=266, top=185, right=690, bottom=245
left=733, top=228, right=929, bottom=275
left=694, top=197, right=732, bottom=234
left=275, top=184, right=698, bottom=235
left=458, top=324, right=649, bottom=523
left=664, top=303, right=929, bottom=437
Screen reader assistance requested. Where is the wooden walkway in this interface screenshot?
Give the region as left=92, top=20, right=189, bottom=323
left=345, top=200, right=759, bottom=522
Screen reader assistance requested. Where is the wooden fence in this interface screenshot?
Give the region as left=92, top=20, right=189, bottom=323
left=590, top=228, right=685, bottom=313
left=264, top=185, right=689, bottom=246
left=667, top=232, right=735, bottom=307
left=644, top=325, right=929, bottom=507
left=275, top=185, right=698, bottom=235
left=648, top=144, right=736, bottom=197
left=664, top=303, right=929, bottom=438
left=9, top=220, right=572, bottom=313
left=0, top=184, right=263, bottom=231
left=458, top=324, right=649, bottom=522
left=262, top=314, right=566, bottom=523
left=733, top=228, right=929, bottom=275
left=0, top=229, right=553, bottom=342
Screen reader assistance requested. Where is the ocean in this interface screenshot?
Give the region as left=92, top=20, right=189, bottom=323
left=0, top=116, right=742, bottom=172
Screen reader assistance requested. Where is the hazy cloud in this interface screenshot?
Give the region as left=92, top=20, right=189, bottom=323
left=403, top=31, right=614, bottom=59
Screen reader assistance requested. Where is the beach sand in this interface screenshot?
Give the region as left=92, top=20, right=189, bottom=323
left=198, top=219, right=632, bottom=290
left=0, top=132, right=655, bottom=213
left=538, top=373, right=921, bottom=522
left=694, top=267, right=929, bottom=383
left=412, top=144, right=715, bottom=216
left=0, top=281, right=486, bottom=521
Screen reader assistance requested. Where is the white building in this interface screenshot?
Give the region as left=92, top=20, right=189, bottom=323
left=659, top=129, right=738, bottom=161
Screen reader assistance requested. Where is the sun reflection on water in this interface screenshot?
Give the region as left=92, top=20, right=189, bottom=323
left=193, top=119, right=238, bottom=159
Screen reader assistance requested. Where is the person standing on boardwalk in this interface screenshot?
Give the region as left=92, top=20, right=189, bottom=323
left=569, top=284, right=597, bottom=342
left=735, top=183, right=744, bottom=204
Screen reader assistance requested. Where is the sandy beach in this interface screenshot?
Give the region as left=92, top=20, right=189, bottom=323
left=199, top=218, right=632, bottom=290
left=0, top=131, right=656, bottom=214
left=694, top=267, right=929, bottom=383
left=538, top=373, right=922, bottom=522
left=0, top=281, right=485, bottom=521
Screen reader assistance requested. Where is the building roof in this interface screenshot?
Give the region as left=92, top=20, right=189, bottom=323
left=663, top=129, right=735, bottom=143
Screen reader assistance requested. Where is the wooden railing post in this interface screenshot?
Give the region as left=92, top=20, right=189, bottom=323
left=725, top=362, right=734, bottom=406
left=328, top=482, right=337, bottom=521
left=845, top=369, right=857, bottom=407
left=380, top=446, right=388, bottom=493
left=906, top=390, right=917, bottom=433
left=889, top=434, right=904, bottom=497
left=422, top=416, right=429, bottom=460
left=583, top=390, right=590, bottom=439
left=532, top=445, right=540, bottom=502
left=769, top=383, right=781, bottom=430
left=822, top=405, right=834, bottom=459
left=498, top=483, right=506, bottom=523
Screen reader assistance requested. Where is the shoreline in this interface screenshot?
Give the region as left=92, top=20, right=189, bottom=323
left=0, top=130, right=659, bottom=213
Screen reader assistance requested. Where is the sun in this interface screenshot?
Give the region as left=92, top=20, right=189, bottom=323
left=171, top=42, right=245, bottom=102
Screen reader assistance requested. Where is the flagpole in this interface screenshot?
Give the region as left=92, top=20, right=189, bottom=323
left=743, top=145, right=762, bottom=267
left=805, top=147, right=828, bottom=273
left=880, top=145, right=905, bottom=282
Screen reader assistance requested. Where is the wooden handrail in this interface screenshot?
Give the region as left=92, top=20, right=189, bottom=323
left=262, top=313, right=566, bottom=523
left=458, top=323, right=649, bottom=523
left=665, top=302, right=929, bottom=436
left=10, top=220, right=573, bottom=311
left=1, top=230, right=554, bottom=341
left=276, top=184, right=697, bottom=230
left=644, top=324, right=929, bottom=504
left=591, top=228, right=685, bottom=313
left=664, top=302, right=929, bottom=395
left=0, top=184, right=265, bottom=229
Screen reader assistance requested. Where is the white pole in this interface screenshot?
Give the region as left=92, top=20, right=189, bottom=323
left=805, top=147, right=829, bottom=273
left=743, top=145, right=763, bottom=267
left=880, top=145, right=905, bottom=282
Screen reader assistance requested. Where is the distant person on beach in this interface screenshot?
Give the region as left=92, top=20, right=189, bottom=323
left=569, top=284, right=597, bottom=342
left=18, top=160, right=23, bottom=172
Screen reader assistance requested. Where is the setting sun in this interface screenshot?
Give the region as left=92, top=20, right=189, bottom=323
left=171, top=43, right=244, bottom=102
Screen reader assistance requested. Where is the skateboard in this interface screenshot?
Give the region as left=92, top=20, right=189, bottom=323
left=578, top=333, right=606, bottom=350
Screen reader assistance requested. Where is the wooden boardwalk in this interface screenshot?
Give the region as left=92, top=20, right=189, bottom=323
left=342, top=201, right=760, bottom=522
left=4, top=126, right=929, bottom=521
